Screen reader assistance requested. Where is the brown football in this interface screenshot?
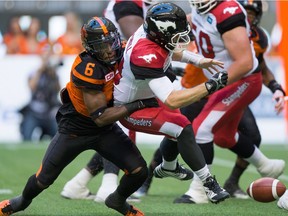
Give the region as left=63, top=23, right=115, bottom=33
left=247, top=177, right=286, bottom=202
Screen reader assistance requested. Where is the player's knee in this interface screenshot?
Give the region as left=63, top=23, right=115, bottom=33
left=129, top=166, right=148, bottom=182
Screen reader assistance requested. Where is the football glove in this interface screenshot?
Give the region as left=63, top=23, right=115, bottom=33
left=125, top=98, right=159, bottom=114
left=205, top=71, right=228, bottom=95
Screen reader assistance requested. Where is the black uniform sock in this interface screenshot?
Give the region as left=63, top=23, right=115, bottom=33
left=160, top=137, right=178, bottom=161
left=177, top=125, right=206, bottom=171
left=117, top=166, right=148, bottom=198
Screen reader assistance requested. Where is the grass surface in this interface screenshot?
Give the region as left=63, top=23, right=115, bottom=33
left=0, top=142, right=287, bottom=216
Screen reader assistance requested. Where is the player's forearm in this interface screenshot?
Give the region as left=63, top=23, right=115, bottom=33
left=93, top=106, right=129, bottom=127
left=165, top=84, right=208, bottom=109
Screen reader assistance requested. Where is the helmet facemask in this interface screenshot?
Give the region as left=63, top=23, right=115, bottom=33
left=166, top=25, right=191, bottom=53
left=189, top=0, right=217, bottom=14
left=85, top=30, right=122, bottom=65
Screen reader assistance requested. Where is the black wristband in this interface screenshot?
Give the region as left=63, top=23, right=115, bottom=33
left=90, top=106, right=107, bottom=120
left=268, top=80, right=286, bottom=96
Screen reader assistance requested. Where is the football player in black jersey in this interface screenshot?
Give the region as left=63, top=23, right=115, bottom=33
left=0, top=16, right=160, bottom=216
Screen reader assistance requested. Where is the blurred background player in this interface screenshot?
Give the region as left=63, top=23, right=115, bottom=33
left=173, top=0, right=286, bottom=204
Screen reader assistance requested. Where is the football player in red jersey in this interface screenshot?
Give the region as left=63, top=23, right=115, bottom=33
left=0, top=16, right=161, bottom=216
left=173, top=0, right=286, bottom=204
left=223, top=0, right=286, bottom=199
left=110, top=2, right=230, bottom=204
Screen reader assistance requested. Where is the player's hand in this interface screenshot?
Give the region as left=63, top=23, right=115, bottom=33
left=138, top=98, right=159, bottom=108
left=273, top=89, right=285, bottom=115
left=125, top=98, right=159, bottom=114
left=205, top=71, right=228, bottom=95
left=198, top=58, right=224, bottom=74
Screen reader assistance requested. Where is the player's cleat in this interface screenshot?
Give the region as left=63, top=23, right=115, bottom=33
left=105, top=192, right=142, bottom=215
left=173, top=194, right=197, bottom=204
left=0, top=200, right=13, bottom=216
left=223, top=181, right=249, bottom=199
left=133, top=184, right=150, bottom=198
left=257, top=159, right=285, bottom=178
left=203, top=176, right=230, bottom=204
left=125, top=205, right=144, bottom=216
left=277, top=190, right=288, bottom=210
left=61, top=180, right=95, bottom=200
left=174, top=177, right=209, bottom=204
left=153, top=163, right=193, bottom=181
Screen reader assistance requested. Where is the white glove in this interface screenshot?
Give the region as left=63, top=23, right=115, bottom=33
left=272, top=89, right=285, bottom=115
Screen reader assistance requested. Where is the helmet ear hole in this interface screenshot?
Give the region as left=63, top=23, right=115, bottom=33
left=144, top=2, right=191, bottom=52
left=81, top=17, right=123, bottom=65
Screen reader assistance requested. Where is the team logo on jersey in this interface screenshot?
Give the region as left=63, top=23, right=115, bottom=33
left=138, top=54, right=157, bottom=63
left=150, top=17, right=176, bottom=33
left=207, top=16, right=213, bottom=24
left=105, top=72, right=114, bottom=82
left=223, top=6, right=239, bottom=15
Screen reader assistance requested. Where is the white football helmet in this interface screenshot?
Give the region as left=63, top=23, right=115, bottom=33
left=189, top=0, right=218, bottom=14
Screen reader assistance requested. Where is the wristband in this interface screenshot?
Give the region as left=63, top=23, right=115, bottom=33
left=181, top=50, right=202, bottom=66
left=90, top=106, right=107, bottom=120
left=268, top=80, right=286, bottom=96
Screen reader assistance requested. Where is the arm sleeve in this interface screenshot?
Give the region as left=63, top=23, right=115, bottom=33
left=148, top=76, right=174, bottom=103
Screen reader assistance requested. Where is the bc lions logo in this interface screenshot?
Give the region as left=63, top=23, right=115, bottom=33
left=138, top=54, right=157, bottom=63
left=223, top=6, right=239, bottom=15
left=150, top=17, right=176, bottom=34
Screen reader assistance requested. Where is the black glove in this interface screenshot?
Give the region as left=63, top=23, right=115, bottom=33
left=125, top=98, right=159, bottom=114
left=205, top=71, right=228, bottom=95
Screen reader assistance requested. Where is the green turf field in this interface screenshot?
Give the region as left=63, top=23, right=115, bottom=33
left=0, top=142, right=287, bottom=216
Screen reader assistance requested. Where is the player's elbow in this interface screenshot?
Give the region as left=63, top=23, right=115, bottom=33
left=164, top=98, right=179, bottom=110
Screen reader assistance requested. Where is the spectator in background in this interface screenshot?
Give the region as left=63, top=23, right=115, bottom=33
left=19, top=48, right=62, bottom=141
left=22, top=17, right=49, bottom=54
left=3, top=17, right=26, bottom=54
left=53, top=12, right=83, bottom=55
left=3, top=16, right=49, bottom=54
